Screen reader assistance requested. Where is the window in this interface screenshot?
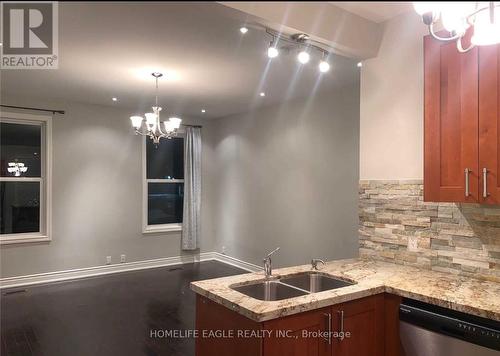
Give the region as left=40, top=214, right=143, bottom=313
left=0, top=112, right=52, bottom=244
left=143, top=136, right=184, bottom=233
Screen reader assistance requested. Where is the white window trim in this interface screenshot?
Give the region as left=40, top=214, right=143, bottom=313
left=142, top=135, right=184, bottom=234
left=0, top=112, right=52, bottom=245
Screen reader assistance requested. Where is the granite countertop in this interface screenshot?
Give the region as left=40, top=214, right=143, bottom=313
left=190, top=258, right=500, bottom=322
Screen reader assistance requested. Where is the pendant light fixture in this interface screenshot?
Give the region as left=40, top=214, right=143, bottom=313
left=130, top=72, right=182, bottom=145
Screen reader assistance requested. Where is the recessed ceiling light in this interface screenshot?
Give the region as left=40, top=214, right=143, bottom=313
left=201, top=109, right=206, bottom=113
left=240, top=27, right=248, bottom=34
left=260, top=92, right=265, bottom=97
left=112, top=97, right=118, bottom=102
left=357, top=62, right=363, bottom=68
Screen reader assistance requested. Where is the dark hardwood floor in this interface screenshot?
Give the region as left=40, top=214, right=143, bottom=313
left=1, top=260, right=246, bottom=356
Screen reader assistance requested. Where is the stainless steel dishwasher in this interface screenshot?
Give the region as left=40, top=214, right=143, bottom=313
left=399, top=298, right=500, bottom=356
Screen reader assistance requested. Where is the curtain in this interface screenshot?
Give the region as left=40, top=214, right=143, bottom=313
left=182, top=126, right=201, bottom=250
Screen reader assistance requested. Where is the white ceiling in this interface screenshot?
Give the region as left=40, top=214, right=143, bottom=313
left=331, top=2, right=412, bottom=23
left=1, top=2, right=358, bottom=119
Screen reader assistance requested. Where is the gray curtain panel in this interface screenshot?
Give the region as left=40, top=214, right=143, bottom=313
left=182, top=126, right=202, bottom=250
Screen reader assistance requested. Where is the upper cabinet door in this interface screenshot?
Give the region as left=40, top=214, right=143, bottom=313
left=424, top=36, right=479, bottom=202
left=479, top=44, right=500, bottom=204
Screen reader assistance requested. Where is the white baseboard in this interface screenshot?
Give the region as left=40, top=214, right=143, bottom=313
left=211, top=252, right=262, bottom=272
left=0, top=252, right=261, bottom=289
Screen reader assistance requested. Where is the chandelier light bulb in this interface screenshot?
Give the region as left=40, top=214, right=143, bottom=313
left=164, top=121, right=175, bottom=133
left=145, top=112, right=157, bottom=127
left=471, top=6, right=500, bottom=46
left=319, top=60, right=330, bottom=73
left=130, top=116, right=143, bottom=129
left=440, top=2, right=475, bottom=34
left=297, top=51, right=310, bottom=64
left=267, top=46, right=279, bottom=58
left=169, top=117, right=182, bottom=129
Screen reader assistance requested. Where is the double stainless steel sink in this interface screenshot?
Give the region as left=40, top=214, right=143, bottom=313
left=231, top=272, right=355, bottom=301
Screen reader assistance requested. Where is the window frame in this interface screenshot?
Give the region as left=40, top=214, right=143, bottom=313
left=0, top=112, right=52, bottom=245
left=142, top=134, right=185, bottom=234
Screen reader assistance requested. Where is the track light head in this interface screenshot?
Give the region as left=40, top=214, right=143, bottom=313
left=319, top=60, right=330, bottom=72
left=297, top=51, right=310, bottom=64
left=267, top=46, right=279, bottom=58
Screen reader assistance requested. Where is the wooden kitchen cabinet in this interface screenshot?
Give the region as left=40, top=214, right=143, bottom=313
left=263, top=307, right=332, bottom=356
left=195, top=293, right=400, bottom=356
left=479, top=44, right=500, bottom=204
left=331, top=294, right=385, bottom=356
left=424, top=34, right=500, bottom=204
left=195, top=295, right=262, bottom=356
left=424, top=35, right=479, bottom=203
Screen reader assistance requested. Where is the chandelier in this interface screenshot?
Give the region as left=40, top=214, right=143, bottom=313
left=413, top=1, right=500, bottom=52
left=414, top=2, right=500, bottom=52
left=7, top=162, right=27, bottom=176
left=130, top=72, right=182, bottom=145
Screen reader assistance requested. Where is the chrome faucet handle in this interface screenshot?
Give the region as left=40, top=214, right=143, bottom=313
left=311, top=259, right=325, bottom=270
left=263, top=247, right=280, bottom=278
left=266, top=247, right=280, bottom=259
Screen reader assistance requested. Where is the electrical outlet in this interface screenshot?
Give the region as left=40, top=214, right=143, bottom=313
left=222, top=246, right=226, bottom=254
left=106, top=256, right=112, bottom=265
left=120, top=254, right=126, bottom=263
left=408, top=236, right=418, bottom=252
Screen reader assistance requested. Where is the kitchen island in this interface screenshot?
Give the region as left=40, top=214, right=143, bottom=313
left=191, top=258, right=500, bottom=356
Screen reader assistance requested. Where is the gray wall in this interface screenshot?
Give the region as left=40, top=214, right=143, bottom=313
left=1, top=81, right=360, bottom=277
left=208, top=87, right=360, bottom=268
left=0, top=96, right=215, bottom=277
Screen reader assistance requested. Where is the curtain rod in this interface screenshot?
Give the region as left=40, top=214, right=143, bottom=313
left=0, top=105, right=65, bottom=115
left=1, top=105, right=201, bottom=127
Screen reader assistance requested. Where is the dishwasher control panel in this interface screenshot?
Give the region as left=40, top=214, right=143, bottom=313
left=456, top=321, right=500, bottom=344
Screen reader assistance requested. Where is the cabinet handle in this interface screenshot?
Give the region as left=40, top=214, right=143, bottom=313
left=338, top=310, right=344, bottom=341
left=323, top=312, right=332, bottom=345
left=464, top=168, right=471, bottom=197
left=483, top=168, right=489, bottom=198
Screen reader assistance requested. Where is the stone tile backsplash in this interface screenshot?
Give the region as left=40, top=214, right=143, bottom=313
left=359, top=180, right=500, bottom=282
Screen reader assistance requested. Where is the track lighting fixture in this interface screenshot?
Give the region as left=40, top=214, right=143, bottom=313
left=260, top=27, right=334, bottom=73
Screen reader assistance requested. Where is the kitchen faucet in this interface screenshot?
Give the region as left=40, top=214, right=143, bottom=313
left=263, top=247, right=280, bottom=278
left=311, top=258, right=325, bottom=270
